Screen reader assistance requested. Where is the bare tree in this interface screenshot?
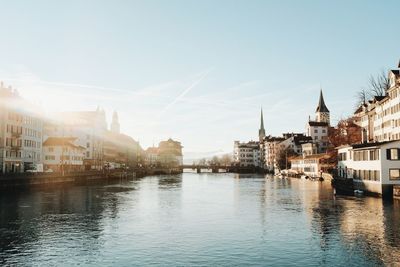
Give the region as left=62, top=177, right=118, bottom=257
left=368, top=69, right=390, bottom=97
left=355, top=88, right=368, bottom=107
left=355, top=69, right=390, bottom=110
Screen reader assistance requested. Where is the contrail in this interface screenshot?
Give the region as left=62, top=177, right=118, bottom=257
left=159, top=69, right=212, bottom=116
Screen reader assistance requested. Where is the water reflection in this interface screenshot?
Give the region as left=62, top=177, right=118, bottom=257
left=0, top=173, right=399, bottom=266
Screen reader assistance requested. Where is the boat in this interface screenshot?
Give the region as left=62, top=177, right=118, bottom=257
left=354, top=189, right=364, bottom=196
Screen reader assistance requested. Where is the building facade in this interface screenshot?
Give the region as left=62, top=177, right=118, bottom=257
left=43, top=137, right=85, bottom=172
left=233, top=141, right=261, bottom=167
left=44, top=108, right=108, bottom=170
left=354, top=66, right=400, bottom=143
left=263, top=136, right=285, bottom=171
left=0, top=83, right=43, bottom=173
left=290, top=154, right=330, bottom=177
left=157, top=138, right=183, bottom=167
left=337, top=140, right=400, bottom=196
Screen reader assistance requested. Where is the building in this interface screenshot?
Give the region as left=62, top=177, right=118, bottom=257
left=157, top=138, right=183, bottom=167
left=103, top=131, right=142, bottom=169
left=306, top=90, right=331, bottom=153
left=43, top=137, right=85, bottom=172
left=279, top=133, right=313, bottom=155
left=354, top=63, right=400, bottom=143
left=301, top=142, right=318, bottom=156
left=110, top=110, right=120, bottom=134
left=263, top=136, right=285, bottom=171
left=233, top=141, right=261, bottom=167
left=290, top=154, right=331, bottom=177
left=144, top=147, right=159, bottom=167
left=337, top=140, right=400, bottom=197
left=44, top=108, right=108, bottom=170
left=0, top=83, right=44, bottom=173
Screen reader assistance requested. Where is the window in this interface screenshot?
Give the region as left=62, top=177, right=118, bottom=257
left=387, top=148, right=400, bottom=160
left=389, top=169, right=400, bottom=180
left=370, top=149, right=379, bottom=161
left=314, top=129, right=318, bottom=133
left=338, top=152, right=347, bottom=161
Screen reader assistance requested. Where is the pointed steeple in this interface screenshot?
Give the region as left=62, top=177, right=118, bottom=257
left=260, top=108, right=264, bottom=130
left=259, top=107, right=265, bottom=141
left=316, top=89, right=329, bottom=113
left=111, top=110, right=120, bottom=134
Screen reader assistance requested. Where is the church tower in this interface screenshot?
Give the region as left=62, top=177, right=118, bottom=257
left=259, top=108, right=266, bottom=142
left=111, top=111, right=120, bottom=134
left=315, top=90, right=330, bottom=125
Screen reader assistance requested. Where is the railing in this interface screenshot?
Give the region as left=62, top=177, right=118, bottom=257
left=11, top=132, right=22, bottom=138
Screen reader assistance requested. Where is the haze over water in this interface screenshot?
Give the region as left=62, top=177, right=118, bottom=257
left=1, top=173, right=400, bottom=266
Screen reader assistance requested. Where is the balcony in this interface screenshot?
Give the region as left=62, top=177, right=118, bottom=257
left=10, top=145, right=22, bottom=151
left=11, top=132, right=22, bottom=138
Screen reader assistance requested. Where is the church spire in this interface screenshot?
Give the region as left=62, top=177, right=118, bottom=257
left=316, top=89, right=329, bottom=113
left=111, top=110, right=120, bottom=134
left=259, top=107, right=265, bottom=141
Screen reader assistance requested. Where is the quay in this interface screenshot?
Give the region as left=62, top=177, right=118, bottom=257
left=0, top=168, right=183, bottom=188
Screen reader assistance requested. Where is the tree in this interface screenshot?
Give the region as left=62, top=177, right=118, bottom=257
left=368, top=70, right=390, bottom=97
left=327, top=117, right=362, bottom=165
left=219, top=154, right=232, bottom=167
left=276, top=147, right=297, bottom=171
left=328, top=118, right=361, bottom=148
left=355, top=69, right=390, bottom=107
left=210, top=156, right=219, bottom=166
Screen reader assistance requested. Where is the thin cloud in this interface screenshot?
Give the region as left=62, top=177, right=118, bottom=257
left=158, top=68, right=213, bottom=116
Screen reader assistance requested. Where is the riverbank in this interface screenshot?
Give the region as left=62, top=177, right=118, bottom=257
left=0, top=168, right=183, bottom=188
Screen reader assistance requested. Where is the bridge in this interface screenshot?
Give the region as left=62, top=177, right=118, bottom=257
left=181, top=165, right=231, bottom=173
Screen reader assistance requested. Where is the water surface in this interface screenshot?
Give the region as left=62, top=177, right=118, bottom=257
left=1, top=173, right=400, bottom=266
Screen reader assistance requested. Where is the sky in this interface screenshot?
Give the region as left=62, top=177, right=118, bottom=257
left=0, top=0, right=399, bottom=159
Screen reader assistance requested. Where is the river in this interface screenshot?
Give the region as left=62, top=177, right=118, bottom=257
left=1, top=173, right=400, bottom=266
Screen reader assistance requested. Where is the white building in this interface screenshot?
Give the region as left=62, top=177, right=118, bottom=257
left=290, top=154, right=330, bottom=177
left=233, top=141, right=261, bottom=167
left=337, top=140, right=400, bottom=197
left=43, top=137, right=85, bottom=172
left=355, top=65, right=400, bottom=143
left=306, top=90, right=330, bottom=153
left=0, top=83, right=43, bottom=173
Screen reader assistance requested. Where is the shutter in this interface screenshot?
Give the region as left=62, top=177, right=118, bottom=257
left=387, top=149, right=391, bottom=160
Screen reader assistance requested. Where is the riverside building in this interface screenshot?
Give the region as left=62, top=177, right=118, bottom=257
left=44, top=108, right=108, bottom=170
left=337, top=140, right=400, bottom=197
left=354, top=63, right=400, bottom=142
left=233, top=141, right=261, bottom=167
left=43, top=137, right=85, bottom=172
left=0, top=83, right=43, bottom=173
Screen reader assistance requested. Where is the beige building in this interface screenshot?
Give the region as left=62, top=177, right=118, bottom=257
left=263, top=136, right=285, bottom=171
left=43, top=137, right=85, bottom=172
left=354, top=65, right=400, bottom=143
left=290, top=154, right=331, bottom=177
left=0, top=83, right=44, bottom=173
